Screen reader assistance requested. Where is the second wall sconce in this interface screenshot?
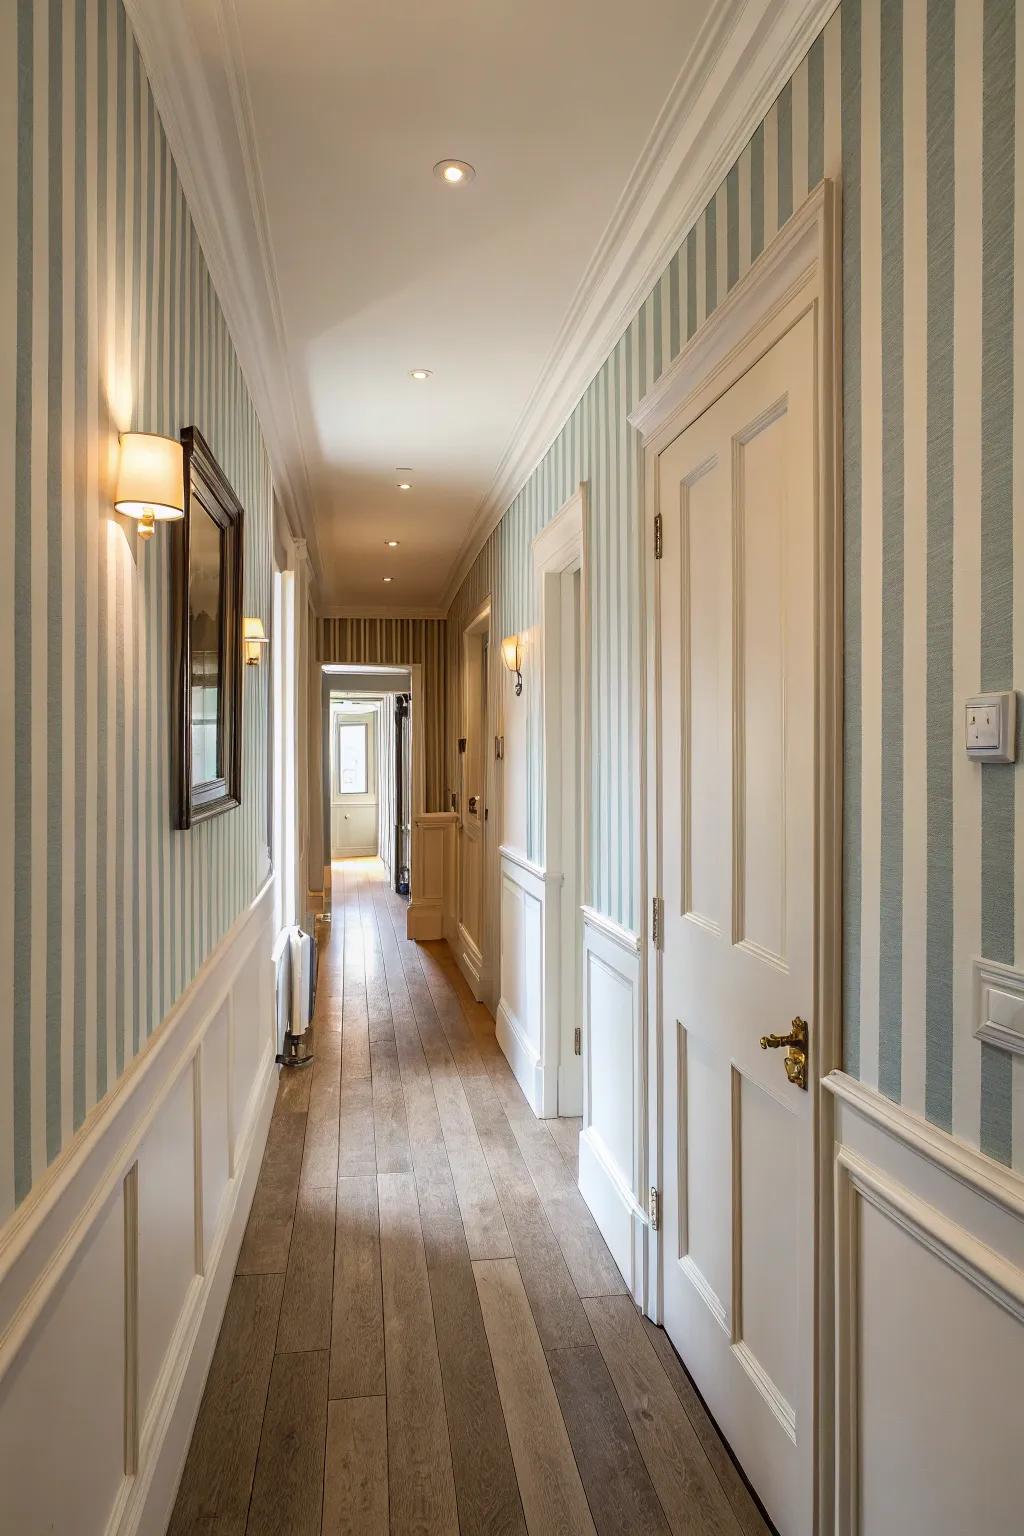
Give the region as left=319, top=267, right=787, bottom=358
left=501, top=634, right=523, bottom=696
left=114, top=431, right=184, bottom=541
left=242, top=616, right=269, bottom=666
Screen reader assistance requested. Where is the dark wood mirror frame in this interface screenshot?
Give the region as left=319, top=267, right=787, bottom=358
left=172, top=426, right=244, bottom=830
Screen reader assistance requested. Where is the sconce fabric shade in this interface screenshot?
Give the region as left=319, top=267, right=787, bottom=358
left=243, top=616, right=269, bottom=665
left=114, top=432, right=185, bottom=526
left=501, top=634, right=523, bottom=696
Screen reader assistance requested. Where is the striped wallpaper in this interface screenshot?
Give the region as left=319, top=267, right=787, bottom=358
left=1, top=0, right=274, bottom=1216
left=447, top=0, right=1024, bottom=1172
left=317, top=616, right=447, bottom=813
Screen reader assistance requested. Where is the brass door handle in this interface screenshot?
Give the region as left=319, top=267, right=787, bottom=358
left=759, top=1017, right=808, bottom=1090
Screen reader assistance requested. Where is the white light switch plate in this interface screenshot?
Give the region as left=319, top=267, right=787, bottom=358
left=965, top=691, right=1017, bottom=764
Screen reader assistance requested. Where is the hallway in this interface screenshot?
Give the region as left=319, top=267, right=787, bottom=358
left=169, top=860, right=769, bottom=1536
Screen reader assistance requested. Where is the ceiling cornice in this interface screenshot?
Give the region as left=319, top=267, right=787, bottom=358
left=439, top=0, right=840, bottom=612
left=318, top=607, right=448, bottom=622
left=122, top=0, right=325, bottom=598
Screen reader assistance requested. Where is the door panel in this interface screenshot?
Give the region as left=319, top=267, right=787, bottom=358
left=659, top=311, right=816, bottom=1536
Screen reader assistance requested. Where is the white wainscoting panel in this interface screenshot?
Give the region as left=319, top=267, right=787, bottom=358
left=580, top=907, right=648, bottom=1303
left=0, top=876, right=280, bottom=1536
left=496, top=847, right=553, bottom=1115
left=827, top=1071, right=1024, bottom=1536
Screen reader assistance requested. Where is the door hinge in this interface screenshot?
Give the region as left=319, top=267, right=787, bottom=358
left=654, top=512, right=663, bottom=560
left=648, top=1186, right=660, bottom=1232
left=573, top=1026, right=582, bottom=1056
left=495, top=735, right=504, bottom=760
left=458, top=737, right=467, bottom=754
left=651, top=896, right=663, bottom=948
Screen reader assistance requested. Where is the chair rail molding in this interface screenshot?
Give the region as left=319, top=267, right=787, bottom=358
left=0, top=877, right=282, bottom=1536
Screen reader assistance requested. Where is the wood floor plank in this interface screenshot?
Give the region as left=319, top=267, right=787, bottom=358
left=378, top=1170, right=459, bottom=1536
left=473, top=1100, right=594, bottom=1348
left=338, top=1074, right=376, bottom=1178
left=274, top=1060, right=313, bottom=1115
left=584, top=1296, right=742, bottom=1536
left=369, top=1030, right=413, bottom=1175
left=300, top=1034, right=341, bottom=1191
left=474, top=1257, right=596, bottom=1536
left=168, top=1272, right=283, bottom=1535
left=547, top=1116, right=582, bottom=1174
left=323, top=1396, right=389, bottom=1536
left=416, top=1162, right=528, bottom=1536
left=277, top=1180, right=335, bottom=1353
left=246, top=1348, right=329, bottom=1536
left=330, top=1175, right=385, bottom=1399
left=640, top=1318, right=773, bottom=1536
left=547, top=1343, right=672, bottom=1536
left=236, top=1111, right=306, bottom=1275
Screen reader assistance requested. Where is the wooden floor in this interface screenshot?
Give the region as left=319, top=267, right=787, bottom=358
left=170, top=858, right=771, bottom=1536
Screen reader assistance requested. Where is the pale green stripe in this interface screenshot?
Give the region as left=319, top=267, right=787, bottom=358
left=925, top=0, right=955, bottom=1131
left=979, top=0, right=1016, bottom=1164
left=842, top=0, right=863, bottom=1078
left=878, top=0, right=904, bottom=1103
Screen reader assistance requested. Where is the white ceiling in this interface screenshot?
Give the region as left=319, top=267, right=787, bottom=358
left=208, top=0, right=718, bottom=610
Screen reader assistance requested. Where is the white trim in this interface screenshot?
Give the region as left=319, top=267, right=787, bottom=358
left=824, top=1069, right=1024, bottom=1223
left=580, top=905, right=641, bottom=956
left=636, top=180, right=843, bottom=1533
left=441, top=0, right=842, bottom=608
left=497, top=843, right=552, bottom=887
left=533, top=485, right=590, bottom=1119
left=495, top=999, right=545, bottom=1115
left=972, top=955, right=1024, bottom=1057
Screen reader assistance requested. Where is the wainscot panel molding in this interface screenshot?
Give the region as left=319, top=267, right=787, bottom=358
left=580, top=909, right=647, bottom=1304
left=409, top=812, right=457, bottom=943
left=0, top=877, right=280, bottom=1536
left=496, top=847, right=563, bottom=1116
left=826, top=1071, right=1024, bottom=1534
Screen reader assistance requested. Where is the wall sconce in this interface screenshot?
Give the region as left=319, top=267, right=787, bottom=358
left=501, top=634, right=523, bottom=696
left=242, top=616, right=269, bottom=666
left=113, top=431, right=184, bottom=541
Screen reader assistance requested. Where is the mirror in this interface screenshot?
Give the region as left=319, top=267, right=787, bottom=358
left=172, top=427, right=244, bottom=828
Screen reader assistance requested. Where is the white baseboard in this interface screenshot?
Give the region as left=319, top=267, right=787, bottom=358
left=496, top=999, right=545, bottom=1115
left=0, top=877, right=281, bottom=1536
left=579, top=1125, right=646, bottom=1298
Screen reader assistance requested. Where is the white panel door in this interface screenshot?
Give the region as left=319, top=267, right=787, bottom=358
left=658, top=312, right=816, bottom=1536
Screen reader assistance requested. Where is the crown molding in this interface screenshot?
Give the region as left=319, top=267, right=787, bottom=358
left=122, top=0, right=324, bottom=598
left=318, top=607, right=448, bottom=622
left=440, top=0, right=840, bottom=612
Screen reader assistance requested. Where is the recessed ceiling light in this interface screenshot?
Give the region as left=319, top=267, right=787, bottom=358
left=397, top=482, right=411, bottom=491
left=385, top=539, right=399, bottom=547
left=434, top=159, right=475, bottom=186
left=409, top=368, right=432, bottom=381
left=382, top=576, right=394, bottom=583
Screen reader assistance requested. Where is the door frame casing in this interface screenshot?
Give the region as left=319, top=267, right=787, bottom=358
left=532, top=484, right=590, bottom=1117
left=457, top=597, right=498, bottom=1002
left=630, top=179, right=843, bottom=1533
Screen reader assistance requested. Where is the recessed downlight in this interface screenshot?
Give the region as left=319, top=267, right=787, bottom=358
left=434, top=159, right=475, bottom=186
left=395, top=467, right=413, bottom=490
left=409, top=368, right=432, bottom=381
left=385, top=539, right=399, bottom=548
left=382, top=575, right=394, bottom=583
left=397, top=482, right=411, bottom=491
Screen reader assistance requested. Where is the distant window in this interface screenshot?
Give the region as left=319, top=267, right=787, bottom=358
left=336, top=721, right=368, bottom=795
